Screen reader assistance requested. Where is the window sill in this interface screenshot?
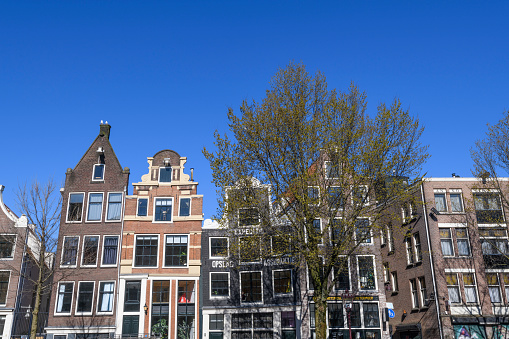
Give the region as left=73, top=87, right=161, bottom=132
left=391, top=291, right=399, bottom=295
left=410, top=308, right=419, bottom=313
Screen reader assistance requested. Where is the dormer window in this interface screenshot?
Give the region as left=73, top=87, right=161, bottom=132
left=159, top=167, right=172, bottom=183
left=93, top=164, right=105, bottom=181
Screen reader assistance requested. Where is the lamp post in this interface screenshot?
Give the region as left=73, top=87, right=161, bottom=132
left=342, top=290, right=356, bottom=339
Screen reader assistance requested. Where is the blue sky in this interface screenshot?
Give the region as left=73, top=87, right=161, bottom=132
left=1, top=1, right=508, bottom=219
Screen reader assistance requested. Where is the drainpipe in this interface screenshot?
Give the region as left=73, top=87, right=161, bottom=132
left=12, top=225, right=30, bottom=336
left=421, top=184, right=443, bottom=339
left=116, top=185, right=127, bottom=337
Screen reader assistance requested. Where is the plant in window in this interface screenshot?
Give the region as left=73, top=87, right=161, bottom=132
left=152, top=318, right=168, bottom=339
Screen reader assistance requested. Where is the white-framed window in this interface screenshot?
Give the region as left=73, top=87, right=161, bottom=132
left=325, top=161, right=340, bottom=179
left=327, top=186, right=343, bottom=209
left=309, top=219, right=322, bottom=244
left=134, top=235, right=158, bottom=267
left=240, top=271, right=262, bottom=303
left=61, top=236, right=79, bottom=267
left=480, top=228, right=509, bottom=255
left=239, top=237, right=261, bottom=263
left=487, top=273, right=502, bottom=303
left=86, top=192, right=104, bottom=222
left=81, top=235, right=99, bottom=267
left=413, top=233, right=422, bottom=262
left=434, top=192, right=447, bottom=212
left=503, top=274, right=509, bottom=303
left=210, top=272, right=229, bottom=298
left=106, top=192, right=122, bottom=221
left=383, top=263, right=390, bottom=283
left=352, top=186, right=368, bottom=206
left=179, top=197, right=191, bottom=217
left=410, top=279, right=418, bottom=309
left=308, top=186, right=320, bottom=205
left=450, top=192, right=464, bottom=212
left=387, top=226, right=394, bottom=253
left=334, top=256, right=350, bottom=291
left=355, top=218, right=371, bottom=244
left=456, top=228, right=471, bottom=256
left=55, top=281, right=74, bottom=314
left=238, top=207, right=260, bottom=227
left=391, top=271, right=398, bottom=292
left=137, top=197, right=148, bottom=217
left=66, top=192, right=85, bottom=222
left=463, top=273, right=478, bottom=304
left=405, top=237, right=414, bottom=265
left=357, top=255, right=376, bottom=290
left=474, top=192, right=504, bottom=224
left=101, top=236, right=119, bottom=266
left=440, top=228, right=454, bottom=256
left=76, top=281, right=95, bottom=315
left=153, top=197, right=173, bottom=222
left=0, top=235, right=16, bottom=259
left=97, top=281, right=115, bottom=313
left=0, top=271, right=9, bottom=305
left=418, top=276, right=427, bottom=307
left=446, top=273, right=460, bottom=303
left=164, top=235, right=188, bottom=267
left=92, top=164, right=105, bottom=181
left=209, top=237, right=228, bottom=259
left=159, top=167, right=172, bottom=183
left=273, top=269, right=292, bottom=295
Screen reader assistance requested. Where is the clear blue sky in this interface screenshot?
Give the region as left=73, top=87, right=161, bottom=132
left=1, top=1, right=508, bottom=219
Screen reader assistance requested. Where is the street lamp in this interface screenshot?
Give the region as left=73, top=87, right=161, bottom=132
left=342, top=290, right=356, bottom=339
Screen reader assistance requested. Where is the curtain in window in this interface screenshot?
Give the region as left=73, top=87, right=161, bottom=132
left=88, top=194, right=103, bottom=220
left=107, top=193, right=122, bottom=220
left=56, top=284, right=67, bottom=312
left=489, top=287, right=501, bottom=303
left=448, top=287, right=460, bottom=303
left=457, top=240, right=470, bottom=256
left=441, top=240, right=453, bottom=256
left=100, top=282, right=114, bottom=312
left=464, top=287, right=477, bottom=303
left=103, top=237, right=118, bottom=265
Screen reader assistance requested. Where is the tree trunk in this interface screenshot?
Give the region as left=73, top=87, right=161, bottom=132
left=314, top=296, right=328, bottom=339
left=30, top=252, right=45, bottom=339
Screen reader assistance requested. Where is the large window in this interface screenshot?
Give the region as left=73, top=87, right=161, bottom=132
left=281, top=311, right=296, bottom=339
left=210, top=238, right=228, bottom=258
left=327, top=187, right=343, bottom=208
left=474, top=192, right=503, bottom=224
left=76, top=281, right=94, bottom=313
left=106, top=193, right=122, bottom=221
left=440, top=228, right=471, bottom=257
left=419, top=277, right=427, bottom=307
left=358, top=256, right=375, bottom=290
left=434, top=193, right=447, bottom=212
left=97, top=281, right=115, bottom=313
left=241, top=272, right=262, bottom=303
left=154, top=198, right=173, bottom=222
left=239, top=208, right=260, bottom=227
left=179, top=198, right=191, bottom=217
left=480, top=228, right=509, bottom=255
left=405, top=237, right=415, bottom=265
left=487, top=273, right=502, bottom=303
left=159, top=167, right=172, bottom=182
left=87, top=193, right=103, bottom=221
left=456, top=228, right=471, bottom=256
left=0, top=235, right=15, bottom=259
left=67, top=193, right=84, bottom=222
left=62, top=236, right=79, bottom=266
left=240, top=237, right=261, bottom=263
left=334, top=257, right=350, bottom=291
left=231, top=313, right=273, bottom=339
left=102, top=236, right=118, bottom=266
left=135, top=235, right=158, bottom=267
left=355, top=219, right=371, bottom=244
left=55, top=282, right=73, bottom=313
left=0, top=272, right=9, bottom=305
left=446, top=273, right=460, bottom=303
left=209, top=314, right=224, bottom=339
left=273, top=270, right=292, bottom=295
left=165, top=235, right=188, bottom=266
left=439, top=228, right=454, bottom=256
left=177, top=281, right=196, bottom=339
left=328, top=303, right=343, bottom=328
left=325, top=161, right=340, bottom=179
left=137, top=198, right=148, bottom=216
left=450, top=193, right=464, bottom=212
left=363, top=303, right=380, bottom=327
left=463, top=273, right=478, bottom=303
left=82, top=236, right=99, bottom=266
left=210, top=273, right=229, bottom=297
left=152, top=280, right=170, bottom=338
left=124, top=281, right=141, bottom=312
left=410, top=279, right=418, bottom=308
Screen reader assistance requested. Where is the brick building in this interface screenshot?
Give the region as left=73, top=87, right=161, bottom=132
left=382, top=177, right=509, bottom=339
left=118, top=150, right=203, bottom=338
left=46, top=123, right=130, bottom=339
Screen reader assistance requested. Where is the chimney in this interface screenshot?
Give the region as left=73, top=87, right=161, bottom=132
left=99, top=121, right=111, bottom=139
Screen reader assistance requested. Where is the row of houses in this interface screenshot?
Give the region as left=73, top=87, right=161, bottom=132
left=1, top=123, right=509, bottom=339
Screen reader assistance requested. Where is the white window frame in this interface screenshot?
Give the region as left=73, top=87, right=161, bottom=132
left=418, top=276, right=427, bottom=307
left=456, top=228, right=471, bottom=257
left=100, top=235, right=119, bottom=267
left=92, top=164, right=105, bottom=181
left=410, top=279, right=419, bottom=309
left=357, top=255, right=377, bottom=291
left=60, top=236, right=80, bottom=268
left=178, top=197, right=192, bottom=217
left=153, top=197, right=174, bottom=223
left=239, top=236, right=262, bottom=264
left=209, top=237, right=229, bottom=259
left=383, top=263, right=390, bottom=283
left=327, top=186, right=343, bottom=209
left=324, top=161, right=340, bottom=179
left=333, top=256, right=351, bottom=291
left=0, top=234, right=16, bottom=260
left=405, top=236, right=415, bottom=265
left=96, top=280, right=116, bottom=314
left=446, top=273, right=461, bottom=304
left=105, top=192, right=123, bottom=222
left=158, top=166, right=173, bottom=183
left=463, top=273, right=479, bottom=304
left=413, top=233, right=422, bottom=263
left=54, top=281, right=74, bottom=315
left=306, top=218, right=323, bottom=244
left=240, top=271, right=263, bottom=304
left=163, top=234, right=189, bottom=268
left=273, top=269, right=293, bottom=295
left=66, top=192, right=85, bottom=223
left=133, top=234, right=159, bottom=268
left=81, top=235, right=100, bottom=268
left=387, top=226, right=394, bottom=253
left=209, top=272, right=230, bottom=299
left=434, top=189, right=447, bottom=212
left=391, top=271, right=398, bottom=292
left=0, top=271, right=10, bottom=306
left=355, top=218, right=372, bottom=245
left=136, top=197, right=149, bottom=217
left=75, top=281, right=95, bottom=315
left=352, top=185, right=369, bottom=206
left=450, top=190, right=464, bottom=213
left=308, top=186, right=320, bottom=205
left=85, top=192, right=104, bottom=223
left=440, top=228, right=455, bottom=257
left=238, top=207, right=260, bottom=227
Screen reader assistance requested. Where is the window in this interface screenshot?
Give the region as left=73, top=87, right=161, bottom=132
left=179, top=198, right=191, bottom=217
left=152, top=280, right=170, bottom=337
left=0, top=272, right=9, bottom=304
left=281, top=311, right=296, bottom=339
left=446, top=273, right=460, bottom=303
left=273, top=270, right=292, bottom=294
left=209, top=314, right=224, bottom=330
left=334, top=257, right=350, bottom=290
left=106, top=193, right=122, bottom=221
left=97, top=281, right=115, bottom=313
left=124, top=281, right=141, bottom=312
left=308, top=187, right=319, bottom=203
left=456, top=228, right=471, bottom=256
left=487, top=273, right=502, bottom=303
left=76, top=282, right=94, bottom=313
left=331, top=219, right=345, bottom=244
left=82, top=236, right=99, bottom=266
left=440, top=228, right=454, bottom=256
left=240, top=237, right=261, bottom=263
left=241, top=272, right=262, bottom=302
left=414, top=233, right=422, bottom=262
left=135, top=235, right=158, bottom=267
left=355, top=218, right=371, bottom=243
left=363, top=303, right=380, bottom=327
left=504, top=274, right=509, bottom=303
left=358, top=256, right=375, bottom=290
left=137, top=198, right=148, bottom=216
left=328, top=303, right=344, bottom=328
left=67, top=193, right=84, bottom=222
left=419, top=277, right=427, bottom=307
left=93, top=164, right=104, bottom=181
left=450, top=193, right=464, bottom=212
left=463, top=273, right=478, bottom=303
left=480, top=228, right=509, bottom=255
left=405, top=237, right=415, bottom=265
left=434, top=193, right=447, bottom=212
left=62, top=236, right=79, bottom=266
left=210, top=273, right=229, bottom=297
left=122, top=315, right=140, bottom=336
left=154, top=198, right=173, bottom=222
left=383, top=263, right=390, bottom=283
left=311, top=219, right=322, bottom=243
left=353, top=186, right=368, bottom=206
left=102, top=236, right=118, bottom=266
left=0, top=235, right=15, bottom=259
left=474, top=192, right=503, bottom=224
left=391, top=272, right=399, bottom=292
left=350, top=303, right=361, bottom=327
left=387, top=226, right=395, bottom=253
left=87, top=193, right=103, bottom=221
left=177, top=281, right=196, bottom=339
left=239, top=208, right=260, bottom=227
left=55, top=282, right=73, bottom=313
left=210, top=238, right=228, bottom=258
left=159, top=167, right=172, bottom=182
left=325, top=161, right=340, bottom=179
left=410, top=279, right=418, bottom=308
left=327, top=187, right=343, bottom=208
left=165, top=235, right=188, bottom=266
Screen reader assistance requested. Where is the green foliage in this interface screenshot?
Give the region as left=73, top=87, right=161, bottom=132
left=152, top=318, right=168, bottom=339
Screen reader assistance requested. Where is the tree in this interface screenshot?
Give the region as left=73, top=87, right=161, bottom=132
left=15, top=179, right=61, bottom=339
left=204, top=62, right=428, bottom=339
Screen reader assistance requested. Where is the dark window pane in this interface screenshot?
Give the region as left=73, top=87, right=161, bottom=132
left=241, top=272, right=262, bottom=302
left=160, top=167, right=172, bottom=182
left=124, top=281, right=141, bottom=312
left=211, top=273, right=229, bottom=297
left=135, top=236, right=158, bottom=267
left=68, top=193, right=84, bottom=221
left=210, top=238, right=228, bottom=257
left=0, top=272, right=9, bottom=304
left=155, top=198, right=172, bottom=221
left=82, top=236, right=99, bottom=266
left=93, top=164, right=104, bottom=180
left=0, top=235, right=15, bottom=259
left=180, top=198, right=191, bottom=216
left=77, top=282, right=94, bottom=313
left=102, top=236, right=118, bottom=265
left=165, top=235, right=188, bottom=266
left=137, top=198, right=148, bottom=216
